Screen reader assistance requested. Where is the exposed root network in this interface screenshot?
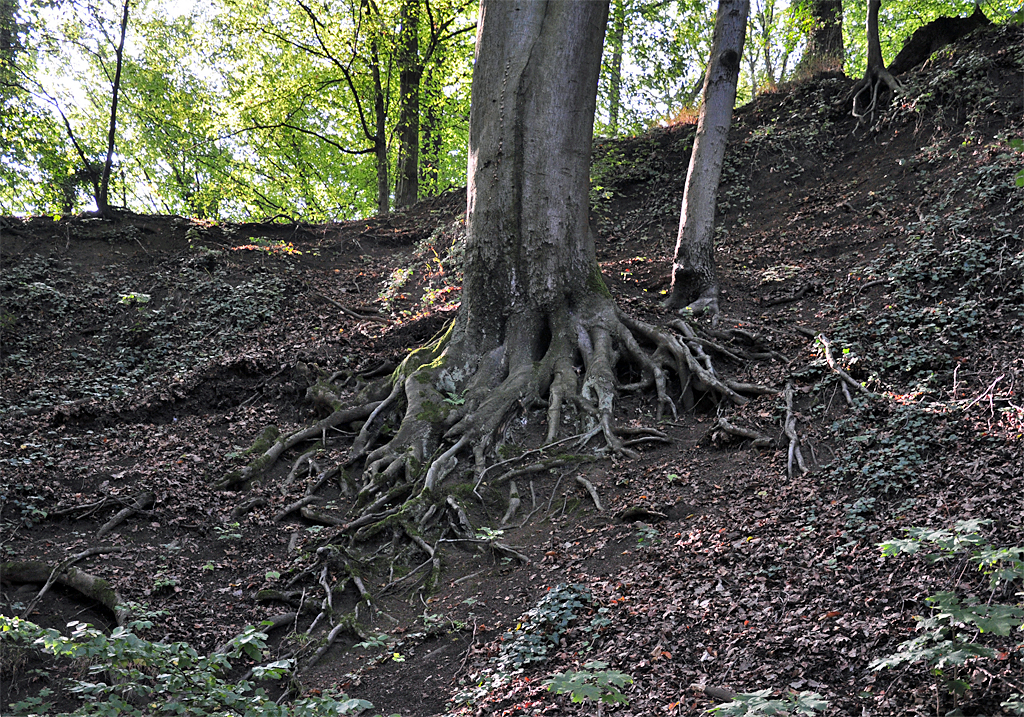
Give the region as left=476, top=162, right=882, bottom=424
left=219, top=300, right=777, bottom=676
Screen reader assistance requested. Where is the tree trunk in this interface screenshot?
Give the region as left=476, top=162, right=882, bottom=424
left=795, top=0, right=844, bottom=76
left=98, top=0, right=130, bottom=216
left=371, top=41, right=389, bottom=215
left=394, top=0, right=421, bottom=209
left=848, top=0, right=899, bottom=124
left=605, top=0, right=625, bottom=133
left=665, top=0, right=748, bottom=316
left=456, top=0, right=609, bottom=358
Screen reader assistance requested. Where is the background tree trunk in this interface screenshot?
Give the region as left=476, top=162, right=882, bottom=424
left=665, top=0, right=748, bottom=316
left=371, top=41, right=389, bottom=215
left=605, top=0, right=626, bottom=134
left=98, top=0, right=130, bottom=216
left=849, top=0, right=899, bottom=123
left=395, top=0, right=421, bottom=209
left=796, top=0, right=844, bottom=76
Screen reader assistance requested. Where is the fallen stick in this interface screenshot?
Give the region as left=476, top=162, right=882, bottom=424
left=97, top=491, right=155, bottom=538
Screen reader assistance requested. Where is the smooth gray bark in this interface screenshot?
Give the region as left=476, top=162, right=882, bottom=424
left=666, top=0, right=748, bottom=315
left=456, top=0, right=609, bottom=360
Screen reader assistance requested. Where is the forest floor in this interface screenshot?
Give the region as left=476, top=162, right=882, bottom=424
left=2, top=23, right=1024, bottom=717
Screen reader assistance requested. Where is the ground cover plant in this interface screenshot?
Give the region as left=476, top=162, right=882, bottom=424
left=2, top=22, right=1023, bottom=717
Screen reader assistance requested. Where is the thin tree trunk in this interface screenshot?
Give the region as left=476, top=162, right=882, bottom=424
left=606, top=0, right=625, bottom=133
left=98, top=0, right=130, bottom=215
left=371, top=41, right=389, bottom=215
left=848, top=0, right=899, bottom=123
left=665, top=0, right=748, bottom=316
left=395, top=0, right=421, bottom=209
left=419, top=66, right=443, bottom=193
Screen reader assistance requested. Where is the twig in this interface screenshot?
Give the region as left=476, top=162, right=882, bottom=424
left=473, top=432, right=590, bottom=490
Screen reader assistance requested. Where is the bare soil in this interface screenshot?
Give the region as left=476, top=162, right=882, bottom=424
left=2, top=24, right=1024, bottom=717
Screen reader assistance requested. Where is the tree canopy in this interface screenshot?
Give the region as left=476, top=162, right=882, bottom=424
left=0, top=0, right=1020, bottom=219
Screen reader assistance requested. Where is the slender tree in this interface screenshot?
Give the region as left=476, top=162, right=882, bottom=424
left=96, top=0, right=130, bottom=215
left=394, top=0, right=420, bottom=208
left=848, top=0, right=898, bottom=124
left=665, top=0, right=749, bottom=316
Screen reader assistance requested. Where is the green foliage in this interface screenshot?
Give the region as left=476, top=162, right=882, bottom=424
left=213, top=522, right=242, bottom=541
left=1011, top=139, right=1024, bottom=188
left=635, top=522, right=660, bottom=546
left=543, top=660, right=632, bottom=707
left=497, top=583, right=593, bottom=671
left=828, top=403, right=952, bottom=494
left=841, top=0, right=1021, bottom=80
left=709, top=689, right=829, bottom=716
left=873, top=521, right=1024, bottom=703
left=0, top=615, right=384, bottom=716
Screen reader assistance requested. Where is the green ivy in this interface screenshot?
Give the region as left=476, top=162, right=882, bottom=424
left=0, top=615, right=395, bottom=717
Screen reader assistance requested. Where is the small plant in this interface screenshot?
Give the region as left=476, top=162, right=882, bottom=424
left=1010, top=138, right=1024, bottom=187
left=544, top=660, right=632, bottom=716
left=709, top=689, right=829, bottom=716
left=214, top=521, right=243, bottom=541
left=475, top=526, right=505, bottom=542
left=872, top=520, right=1024, bottom=714
left=635, top=522, right=660, bottom=546
left=0, top=615, right=383, bottom=716
left=117, top=291, right=150, bottom=306
left=355, top=633, right=393, bottom=651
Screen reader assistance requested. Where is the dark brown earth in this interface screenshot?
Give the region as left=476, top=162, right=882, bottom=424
left=2, top=23, right=1024, bottom=717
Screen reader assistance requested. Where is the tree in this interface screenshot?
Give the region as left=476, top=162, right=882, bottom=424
left=394, top=0, right=476, bottom=209
left=665, top=0, right=749, bottom=316
left=848, top=0, right=898, bottom=124
left=794, top=0, right=844, bottom=76
left=234, top=0, right=757, bottom=535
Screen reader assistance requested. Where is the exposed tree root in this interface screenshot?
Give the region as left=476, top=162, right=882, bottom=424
left=818, top=333, right=876, bottom=400
left=3, top=556, right=128, bottom=625
left=849, top=66, right=900, bottom=126
left=221, top=295, right=789, bottom=666
left=715, top=416, right=773, bottom=448
left=784, top=382, right=810, bottom=478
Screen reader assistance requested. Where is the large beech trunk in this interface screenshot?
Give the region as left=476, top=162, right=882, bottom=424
left=665, top=0, right=748, bottom=316
left=454, top=0, right=609, bottom=361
